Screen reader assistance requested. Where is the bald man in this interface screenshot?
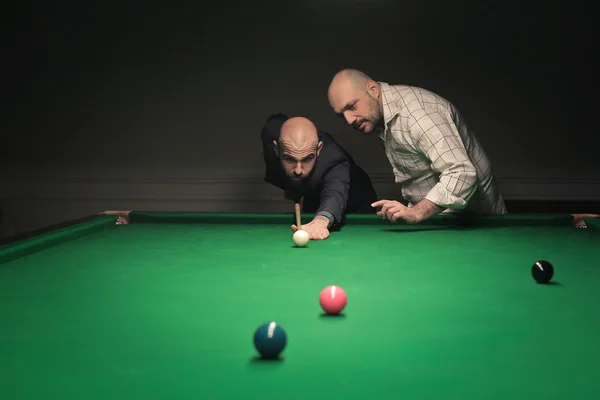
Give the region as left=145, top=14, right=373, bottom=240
left=327, top=69, right=507, bottom=224
left=261, top=113, right=377, bottom=239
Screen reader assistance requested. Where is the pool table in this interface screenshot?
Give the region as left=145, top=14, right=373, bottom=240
left=1, top=212, right=599, bottom=399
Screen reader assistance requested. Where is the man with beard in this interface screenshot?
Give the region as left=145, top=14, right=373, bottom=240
left=327, top=68, right=507, bottom=225
left=261, top=113, right=377, bottom=240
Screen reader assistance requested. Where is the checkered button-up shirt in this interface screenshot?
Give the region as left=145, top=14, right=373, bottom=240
left=378, top=82, right=507, bottom=214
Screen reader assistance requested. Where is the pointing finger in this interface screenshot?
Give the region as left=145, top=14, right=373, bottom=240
left=371, top=200, right=390, bottom=207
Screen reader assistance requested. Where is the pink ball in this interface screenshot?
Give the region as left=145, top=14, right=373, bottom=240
left=319, top=285, right=347, bottom=314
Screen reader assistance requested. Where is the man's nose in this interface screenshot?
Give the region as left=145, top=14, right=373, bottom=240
left=344, top=112, right=354, bottom=125
left=294, top=163, right=303, bottom=175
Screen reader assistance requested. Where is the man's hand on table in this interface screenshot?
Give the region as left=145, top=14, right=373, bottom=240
left=101, top=211, right=130, bottom=225
left=572, top=213, right=600, bottom=228
left=372, top=199, right=421, bottom=224
left=291, top=215, right=330, bottom=240
left=372, top=199, right=444, bottom=224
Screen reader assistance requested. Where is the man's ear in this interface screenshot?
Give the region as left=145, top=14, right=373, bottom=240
left=273, top=140, right=279, bottom=157
left=317, top=141, right=323, bottom=156
left=366, top=79, right=380, bottom=98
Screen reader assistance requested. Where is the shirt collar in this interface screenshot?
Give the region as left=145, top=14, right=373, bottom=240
left=378, top=81, right=400, bottom=126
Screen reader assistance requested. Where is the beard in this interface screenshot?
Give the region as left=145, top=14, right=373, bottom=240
left=289, top=175, right=307, bottom=184
left=352, top=96, right=384, bottom=134
left=287, top=164, right=316, bottom=188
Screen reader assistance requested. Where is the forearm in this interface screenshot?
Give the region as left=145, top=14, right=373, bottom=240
left=424, top=161, right=477, bottom=210
left=316, top=191, right=346, bottom=227
left=412, top=113, right=478, bottom=210
left=424, top=179, right=476, bottom=210
left=410, top=198, right=445, bottom=222
left=315, top=162, right=350, bottom=227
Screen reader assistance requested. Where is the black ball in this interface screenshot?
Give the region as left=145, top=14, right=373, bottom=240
left=531, top=260, right=554, bottom=283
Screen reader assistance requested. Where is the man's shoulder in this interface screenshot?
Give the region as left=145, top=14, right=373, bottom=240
left=317, top=130, right=351, bottom=161
left=384, top=83, right=437, bottom=98
left=317, top=129, right=338, bottom=144
left=261, top=113, right=287, bottom=141
left=384, top=83, right=452, bottom=118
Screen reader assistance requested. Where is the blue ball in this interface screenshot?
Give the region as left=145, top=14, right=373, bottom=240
left=253, top=321, right=287, bottom=359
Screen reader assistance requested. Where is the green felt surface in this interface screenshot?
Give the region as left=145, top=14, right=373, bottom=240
left=1, top=213, right=599, bottom=399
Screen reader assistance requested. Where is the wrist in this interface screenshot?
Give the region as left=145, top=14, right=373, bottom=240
left=410, top=208, right=424, bottom=223
left=412, top=199, right=443, bottom=223
left=313, top=215, right=331, bottom=227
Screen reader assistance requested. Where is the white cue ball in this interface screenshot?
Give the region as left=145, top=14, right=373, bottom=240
left=293, top=230, right=310, bottom=247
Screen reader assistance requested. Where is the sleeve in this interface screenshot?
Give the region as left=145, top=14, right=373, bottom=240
left=315, top=161, right=351, bottom=227
left=261, top=119, right=287, bottom=190
left=412, top=111, right=477, bottom=209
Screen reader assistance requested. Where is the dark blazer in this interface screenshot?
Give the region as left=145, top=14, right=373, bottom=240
left=261, top=113, right=378, bottom=228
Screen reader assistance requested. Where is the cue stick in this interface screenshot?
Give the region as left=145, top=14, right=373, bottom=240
left=295, top=202, right=302, bottom=230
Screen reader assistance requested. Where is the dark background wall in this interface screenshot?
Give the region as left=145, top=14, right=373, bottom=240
left=1, top=0, right=597, bottom=239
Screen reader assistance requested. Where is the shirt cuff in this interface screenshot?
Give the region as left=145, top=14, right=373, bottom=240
left=315, top=211, right=334, bottom=228
left=424, top=183, right=470, bottom=210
